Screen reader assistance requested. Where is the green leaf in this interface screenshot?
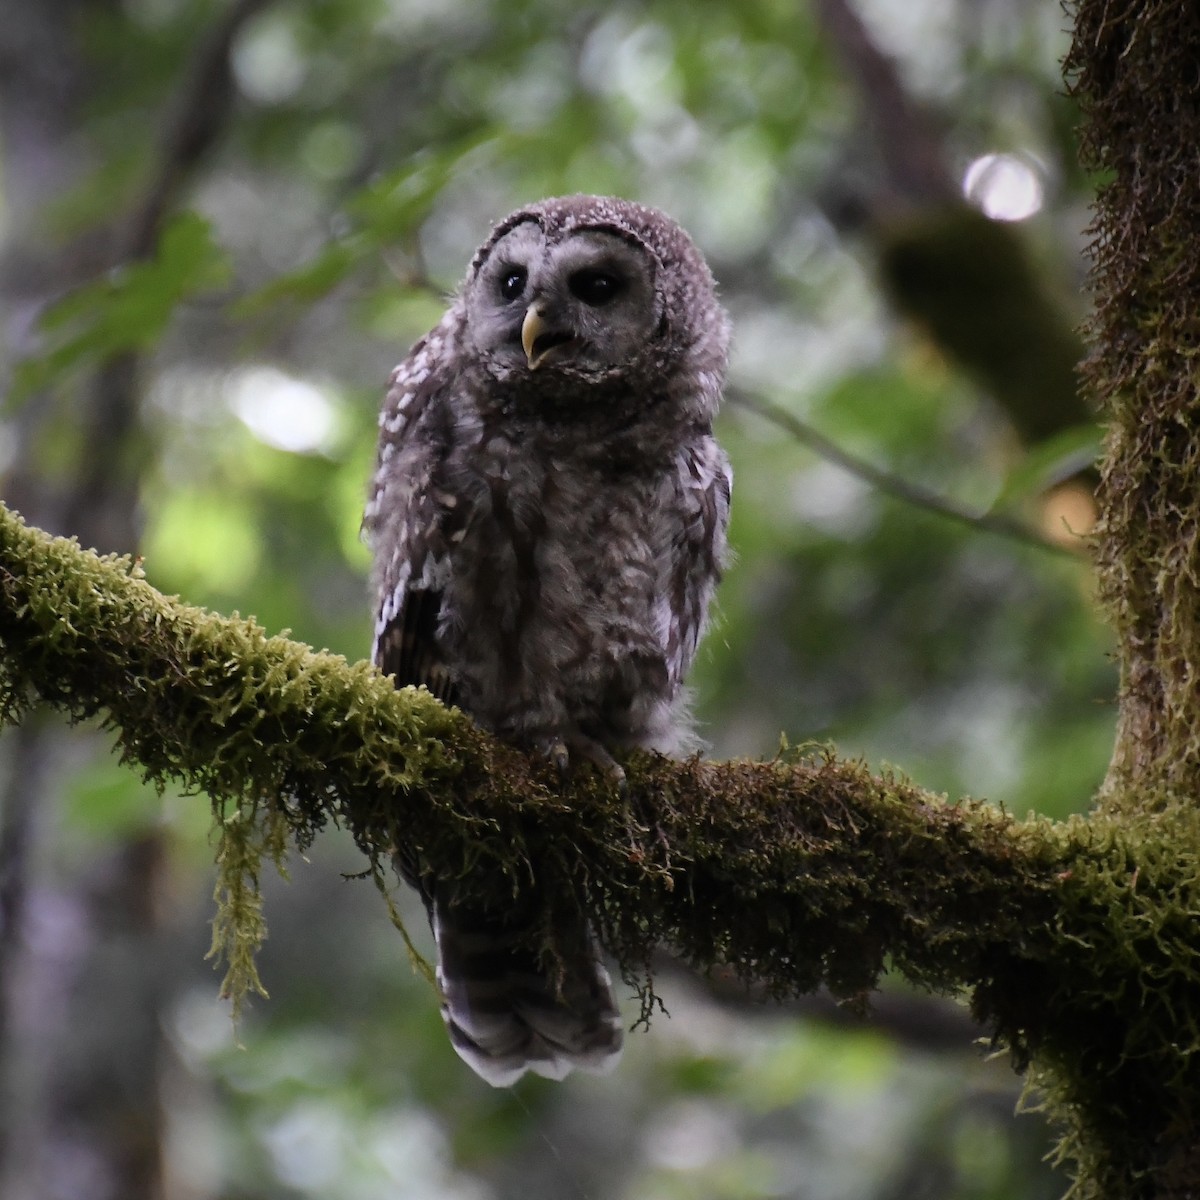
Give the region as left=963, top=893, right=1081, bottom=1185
left=234, top=130, right=501, bottom=318
left=233, top=240, right=362, bottom=316
left=10, top=212, right=231, bottom=400
left=345, top=130, right=500, bottom=237
left=993, top=423, right=1103, bottom=508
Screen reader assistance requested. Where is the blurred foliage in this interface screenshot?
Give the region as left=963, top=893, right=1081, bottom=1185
left=0, top=0, right=1110, bottom=1195
left=10, top=213, right=232, bottom=400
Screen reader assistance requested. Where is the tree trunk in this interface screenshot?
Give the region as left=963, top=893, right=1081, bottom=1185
left=1065, top=2, right=1200, bottom=1195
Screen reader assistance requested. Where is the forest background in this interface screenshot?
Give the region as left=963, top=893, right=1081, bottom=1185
left=0, top=0, right=1112, bottom=1197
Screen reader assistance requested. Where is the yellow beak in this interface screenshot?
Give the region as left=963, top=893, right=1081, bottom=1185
left=521, top=303, right=548, bottom=369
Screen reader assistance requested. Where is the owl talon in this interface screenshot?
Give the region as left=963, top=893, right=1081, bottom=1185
left=568, top=735, right=627, bottom=793
left=550, top=742, right=571, bottom=775
left=534, top=737, right=571, bottom=775
left=532, top=732, right=626, bottom=792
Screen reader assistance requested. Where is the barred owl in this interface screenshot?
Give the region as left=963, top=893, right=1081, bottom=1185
left=364, top=195, right=731, bottom=1087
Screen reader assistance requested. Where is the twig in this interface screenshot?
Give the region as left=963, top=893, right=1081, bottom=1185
left=654, top=950, right=985, bottom=1055
left=731, top=391, right=1086, bottom=558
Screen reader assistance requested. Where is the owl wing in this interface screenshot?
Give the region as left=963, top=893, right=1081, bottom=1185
left=364, top=319, right=462, bottom=707
left=665, top=435, right=733, bottom=689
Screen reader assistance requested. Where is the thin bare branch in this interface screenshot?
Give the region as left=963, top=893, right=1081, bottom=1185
left=731, top=390, right=1086, bottom=558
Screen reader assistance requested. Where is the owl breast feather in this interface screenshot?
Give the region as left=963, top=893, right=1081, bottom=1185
left=434, top=423, right=720, bottom=757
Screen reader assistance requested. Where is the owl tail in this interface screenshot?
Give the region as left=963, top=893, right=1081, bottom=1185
left=430, top=891, right=624, bottom=1088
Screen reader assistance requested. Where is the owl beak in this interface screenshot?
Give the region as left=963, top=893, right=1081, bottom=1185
left=521, top=303, right=575, bottom=370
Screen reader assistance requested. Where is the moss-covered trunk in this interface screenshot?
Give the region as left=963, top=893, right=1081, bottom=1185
left=1074, top=3, right=1200, bottom=815
left=1065, top=2, right=1200, bottom=1195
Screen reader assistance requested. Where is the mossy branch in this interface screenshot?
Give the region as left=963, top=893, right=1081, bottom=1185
left=0, top=500, right=1057, bottom=1015
left=2, top=500, right=1200, bottom=1197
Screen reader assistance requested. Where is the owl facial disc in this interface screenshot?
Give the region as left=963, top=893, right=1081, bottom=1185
left=467, top=219, right=666, bottom=377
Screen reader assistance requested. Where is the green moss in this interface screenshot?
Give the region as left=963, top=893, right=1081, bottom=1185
left=208, top=796, right=288, bottom=1019
left=0, top=501, right=466, bottom=1011
left=1068, top=0, right=1200, bottom=815
left=1011, top=808, right=1200, bottom=1199
left=4, top=471, right=1200, bottom=1198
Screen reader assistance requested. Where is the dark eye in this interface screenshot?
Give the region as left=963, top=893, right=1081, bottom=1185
left=568, top=269, right=624, bottom=306
left=499, top=267, right=526, bottom=302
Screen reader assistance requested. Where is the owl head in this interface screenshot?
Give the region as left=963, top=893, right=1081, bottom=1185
left=459, top=195, right=729, bottom=412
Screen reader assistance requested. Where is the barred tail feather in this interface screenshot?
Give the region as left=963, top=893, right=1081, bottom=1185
left=432, top=896, right=624, bottom=1088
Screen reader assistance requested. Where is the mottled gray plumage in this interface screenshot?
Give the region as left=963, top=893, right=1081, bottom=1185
left=364, top=195, right=731, bottom=1087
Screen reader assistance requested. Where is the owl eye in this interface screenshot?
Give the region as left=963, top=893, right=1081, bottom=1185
left=568, top=269, right=624, bottom=306
left=499, top=267, right=527, bottom=302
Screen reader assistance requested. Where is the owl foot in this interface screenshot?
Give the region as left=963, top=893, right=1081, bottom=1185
left=538, top=736, right=572, bottom=775
left=533, top=732, right=627, bottom=794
